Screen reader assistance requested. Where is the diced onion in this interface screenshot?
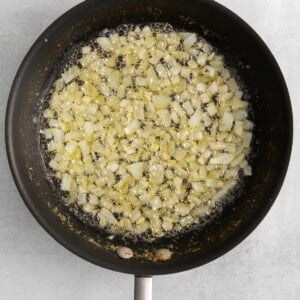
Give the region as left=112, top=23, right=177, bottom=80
left=152, top=95, right=171, bottom=109
left=127, top=162, right=144, bottom=180
left=43, top=24, right=253, bottom=238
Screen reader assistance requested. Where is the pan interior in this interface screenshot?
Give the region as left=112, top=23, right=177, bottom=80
left=39, top=22, right=253, bottom=246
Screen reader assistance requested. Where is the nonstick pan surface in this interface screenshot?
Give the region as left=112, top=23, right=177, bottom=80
left=6, top=0, right=292, bottom=277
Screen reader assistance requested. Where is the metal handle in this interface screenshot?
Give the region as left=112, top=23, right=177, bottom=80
left=134, top=276, right=152, bottom=300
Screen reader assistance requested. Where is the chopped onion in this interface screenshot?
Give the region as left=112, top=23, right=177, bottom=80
left=127, top=162, right=144, bottom=180
left=125, top=120, right=140, bottom=135
left=152, top=95, right=171, bottom=109
left=61, top=173, right=72, bottom=191
left=189, top=110, right=202, bottom=127
left=183, top=33, right=197, bottom=49
left=62, top=66, right=80, bottom=84
left=97, top=37, right=113, bottom=52
left=210, top=153, right=233, bottom=165
left=43, top=24, right=253, bottom=238
left=221, top=112, right=234, bottom=131
left=182, top=101, right=194, bottom=115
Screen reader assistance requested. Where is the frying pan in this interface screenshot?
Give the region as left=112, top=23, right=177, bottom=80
left=5, top=0, right=293, bottom=299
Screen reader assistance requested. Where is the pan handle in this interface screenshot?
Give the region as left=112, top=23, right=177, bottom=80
left=134, top=276, right=152, bottom=300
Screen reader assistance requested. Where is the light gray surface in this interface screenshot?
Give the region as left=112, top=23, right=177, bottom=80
left=0, top=0, right=299, bottom=299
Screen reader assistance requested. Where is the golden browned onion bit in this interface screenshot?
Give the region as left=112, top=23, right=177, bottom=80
left=155, top=248, right=173, bottom=261
left=117, top=246, right=134, bottom=259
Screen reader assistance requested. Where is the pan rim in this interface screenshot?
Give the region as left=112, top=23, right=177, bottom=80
left=5, top=0, right=293, bottom=276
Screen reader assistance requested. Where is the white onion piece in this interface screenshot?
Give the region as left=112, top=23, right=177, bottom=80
left=221, top=112, right=234, bottom=131
left=97, top=37, right=113, bottom=52
left=61, top=173, right=72, bottom=191
left=189, top=110, right=202, bottom=127
left=62, top=66, right=80, bottom=84
left=127, top=162, right=144, bottom=180
left=125, top=120, right=140, bottom=135
left=152, top=95, right=171, bottom=109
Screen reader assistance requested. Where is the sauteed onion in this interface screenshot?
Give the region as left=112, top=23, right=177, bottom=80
left=42, top=24, right=253, bottom=237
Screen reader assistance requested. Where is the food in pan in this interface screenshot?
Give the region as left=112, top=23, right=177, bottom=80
left=42, top=24, right=253, bottom=238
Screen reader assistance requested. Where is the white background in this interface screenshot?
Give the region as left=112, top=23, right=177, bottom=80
left=0, top=1, right=299, bottom=299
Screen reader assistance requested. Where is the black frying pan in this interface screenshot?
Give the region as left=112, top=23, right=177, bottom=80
left=5, top=0, right=293, bottom=299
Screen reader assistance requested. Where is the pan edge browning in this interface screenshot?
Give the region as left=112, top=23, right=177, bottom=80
left=5, top=0, right=293, bottom=275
